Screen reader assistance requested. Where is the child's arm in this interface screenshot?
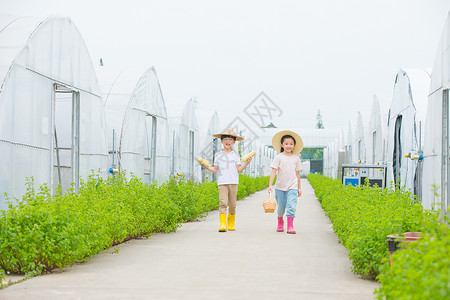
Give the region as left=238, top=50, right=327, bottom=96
left=236, top=156, right=252, bottom=173
left=268, top=168, right=277, bottom=193
left=200, top=162, right=219, bottom=173
left=296, top=170, right=302, bottom=197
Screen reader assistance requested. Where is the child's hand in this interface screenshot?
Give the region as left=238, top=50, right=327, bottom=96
left=298, top=189, right=302, bottom=197
left=200, top=162, right=207, bottom=168
left=246, top=156, right=253, bottom=163
left=268, top=187, right=272, bottom=194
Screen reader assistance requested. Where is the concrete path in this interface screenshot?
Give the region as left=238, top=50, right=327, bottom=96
left=1, top=179, right=378, bottom=299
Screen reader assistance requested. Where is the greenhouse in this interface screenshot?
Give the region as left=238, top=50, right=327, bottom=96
left=196, top=110, right=220, bottom=182
left=352, top=112, right=366, bottom=163
left=168, top=98, right=200, bottom=181
left=422, top=12, right=450, bottom=212
left=344, top=122, right=353, bottom=164
left=385, top=68, right=430, bottom=195
left=0, top=15, right=108, bottom=209
left=366, top=96, right=386, bottom=164
left=96, top=66, right=170, bottom=184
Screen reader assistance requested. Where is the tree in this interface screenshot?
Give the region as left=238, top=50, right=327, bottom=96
left=316, top=110, right=324, bottom=129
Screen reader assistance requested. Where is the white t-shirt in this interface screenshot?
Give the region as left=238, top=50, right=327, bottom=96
left=270, top=153, right=302, bottom=191
left=214, top=150, right=241, bottom=185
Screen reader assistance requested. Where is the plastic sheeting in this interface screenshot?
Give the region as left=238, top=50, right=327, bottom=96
left=96, top=66, right=171, bottom=184
left=168, top=98, right=200, bottom=181
left=353, top=112, right=366, bottom=163
left=0, top=15, right=108, bottom=209
left=197, top=110, right=220, bottom=182
left=386, top=68, right=430, bottom=194
left=367, top=96, right=386, bottom=164
left=422, top=11, right=450, bottom=211
left=345, top=122, right=353, bottom=163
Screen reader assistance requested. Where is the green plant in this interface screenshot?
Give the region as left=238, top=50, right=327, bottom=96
left=307, top=173, right=440, bottom=280
left=0, top=268, right=5, bottom=288
left=376, top=224, right=449, bottom=299
left=0, top=172, right=268, bottom=277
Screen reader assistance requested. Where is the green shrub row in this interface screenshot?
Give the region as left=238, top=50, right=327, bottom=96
left=307, top=173, right=440, bottom=280
left=237, top=175, right=269, bottom=200
left=0, top=173, right=269, bottom=278
left=376, top=223, right=449, bottom=299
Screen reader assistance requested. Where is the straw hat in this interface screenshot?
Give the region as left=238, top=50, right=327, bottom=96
left=272, top=130, right=303, bottom=155
left=213, top=127, right=244, bottom=141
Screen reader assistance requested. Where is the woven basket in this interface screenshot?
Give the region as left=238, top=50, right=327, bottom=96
left=263, top=192, right=276, bottom=213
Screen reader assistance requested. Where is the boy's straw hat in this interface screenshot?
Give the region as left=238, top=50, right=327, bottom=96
left=213, top=127, right=244, bottom=141
left=272, top=130, right=303, bottom=155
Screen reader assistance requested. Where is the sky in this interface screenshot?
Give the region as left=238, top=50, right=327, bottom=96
left=1, top=0, right=450, bottom=132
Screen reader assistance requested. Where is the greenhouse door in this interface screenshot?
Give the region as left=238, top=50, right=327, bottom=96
left=144, top=115, right=157, bottom=184
left=393, top=115, right=402, bottom=188
left=52, top=84, right=80, bottom=194
left=189, top=130, right=194, bottom=177
left=442, top=89, right=449, bottom=214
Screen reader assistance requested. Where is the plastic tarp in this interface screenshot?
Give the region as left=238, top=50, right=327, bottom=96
left=323, top=137, right=340, bottom=178
left=0, top=15, right=108, bottom=209
left=196, top=110, right=220, bottom=182
left=367, top=96, right=387, bottom=164
left=422, top=11, right=450, bottom=211
left=96, top=66, right=170, bottom=184
left=352, top=112, right=366, bottom=163
left=345, top=122, right=353, bottom=163
left=386, top=68, right=430, bottom=193
left=168, top=98, right=200, bottom=181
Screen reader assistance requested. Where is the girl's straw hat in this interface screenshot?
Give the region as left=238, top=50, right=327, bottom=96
left=272, top=130, right=304, bottom=155
left=213, top=127, right=244, bottom=141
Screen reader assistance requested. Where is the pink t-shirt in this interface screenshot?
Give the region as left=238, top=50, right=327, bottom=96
left=270, top=153, right=302, bottom=191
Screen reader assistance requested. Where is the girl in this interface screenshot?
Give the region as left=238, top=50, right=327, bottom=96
left=268, top=130, right=303, bottom=234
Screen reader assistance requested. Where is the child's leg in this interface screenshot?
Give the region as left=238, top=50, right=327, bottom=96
left=285, top=189, right=298, bottom=217
left=227, top=184, right=238, bottom=230
left=218, top=185, right=229, bottom=232
left=275, top=189, right=287, bottom=217
left=286, top=189, right=298, bottom=234
left=218, top=185, right=229, bottom=214
left=228, top=184, right=238, bottom=215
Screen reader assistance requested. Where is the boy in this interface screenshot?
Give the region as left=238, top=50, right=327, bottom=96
left=199, top=128, right=252, bottom=232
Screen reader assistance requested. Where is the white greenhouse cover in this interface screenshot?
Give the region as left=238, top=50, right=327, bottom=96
left=422, top=11, right=450, bottom=211
left=96, top=66, right=171, bottom=184
left=196, top=110, right=220, bottom=182
left=168, top=98, right=201, bottom=181
left=386, top=68, right=430, bottom=193
left=352, top=112, right=366, bottom=163
left=367, top=96, right=386, bottom=164
left=323, top=137, right=341, bottom=179
left=0, top=15, right=108, bottom=209
left=345, top=122, right=353, bottom=163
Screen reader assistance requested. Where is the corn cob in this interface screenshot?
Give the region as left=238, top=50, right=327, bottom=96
left=241, top=151, right=256, bottom=162
left=197, top=158, right=211, bottom=167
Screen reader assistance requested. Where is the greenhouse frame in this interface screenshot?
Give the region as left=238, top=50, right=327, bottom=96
left=196, top=110, right=220, bottom=182
left=169, top=98, right=200, bottom=181
left=0, top=15, right=108, bottom=209
left=96, top=66, right=170, bottom=183
left=367, top=96, right=386, bottom=165
left=385, top=68, right=430, bottom=195
left=422, top=11, right=450, bottom=213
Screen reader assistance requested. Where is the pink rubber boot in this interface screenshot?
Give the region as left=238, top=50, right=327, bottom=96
left=277, top=217, right=284, bottom=232
left=287, top=217, right=296, bottom=234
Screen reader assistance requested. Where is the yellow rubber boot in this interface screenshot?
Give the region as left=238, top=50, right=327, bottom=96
left=218, top=214, right=227, bottom=232
left=228, top=213, right=236, bottom=231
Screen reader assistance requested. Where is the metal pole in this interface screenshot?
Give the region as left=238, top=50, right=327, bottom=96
left=51, top=84, right=56, bottom=195
left=54, top=127, right=62, bottom=191
left=112, top=129, right=115, bottom=167
left=151, top=116, right=157, bottom=182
